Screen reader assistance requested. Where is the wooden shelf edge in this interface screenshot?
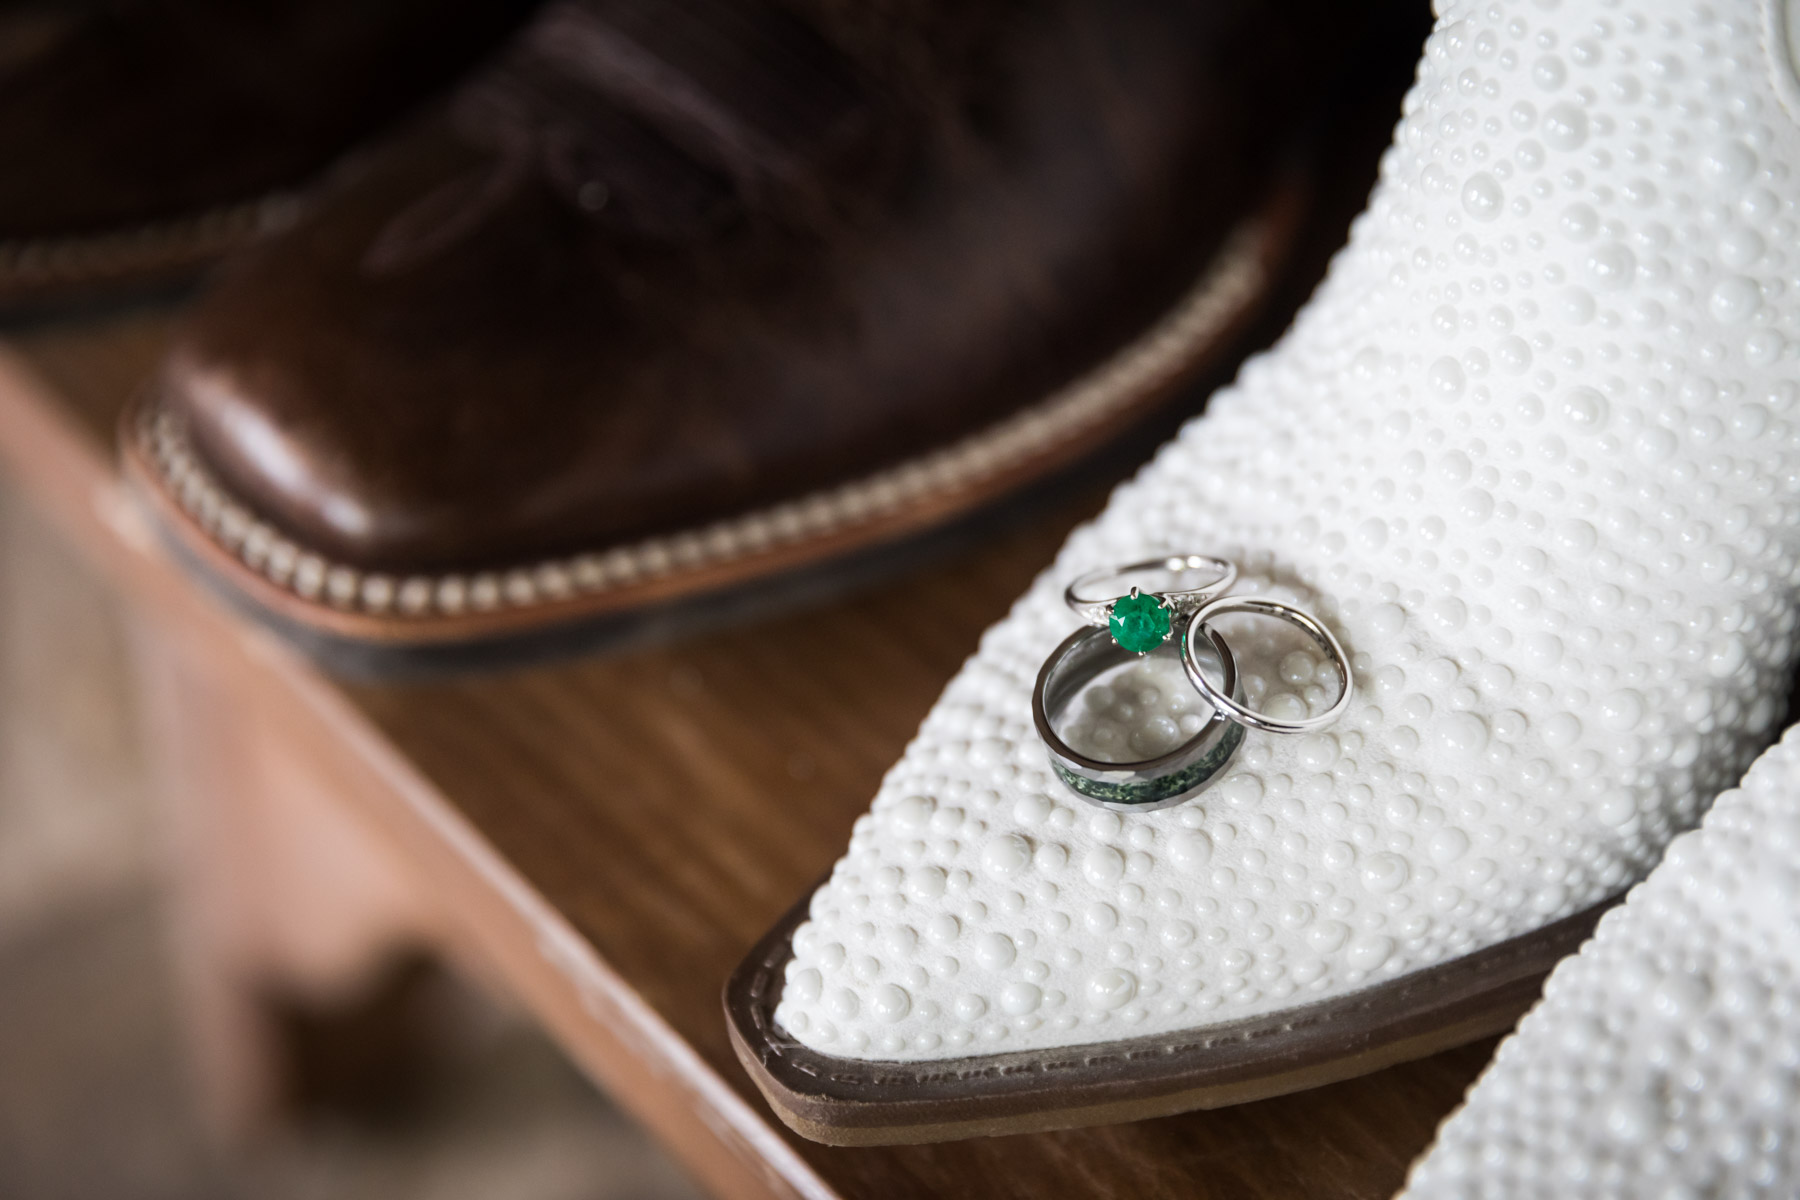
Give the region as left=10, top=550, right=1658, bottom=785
left=0, top=343, right=837, bottom=1200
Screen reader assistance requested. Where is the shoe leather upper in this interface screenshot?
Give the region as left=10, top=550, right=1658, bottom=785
left=158, top=0, right=1377, bottom=573
left=0, top=0, right=541, bottom=238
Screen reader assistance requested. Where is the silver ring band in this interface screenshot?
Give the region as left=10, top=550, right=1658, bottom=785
left=1033, top=623, right=1244, bottom=811
left=1182, top=595, right=1353, bottom=735
left=1064, top=554, right=1238, bottom=627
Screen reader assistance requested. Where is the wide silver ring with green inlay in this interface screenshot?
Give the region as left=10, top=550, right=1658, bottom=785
left=1063, top=554, right=1238, bottom=654
left=1032, top=623, right=1244, bottom=812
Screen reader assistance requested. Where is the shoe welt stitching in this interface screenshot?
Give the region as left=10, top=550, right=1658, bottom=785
left=0, top=193, right=300, bottom=290
left=134, top=211, right=1273, bottom=621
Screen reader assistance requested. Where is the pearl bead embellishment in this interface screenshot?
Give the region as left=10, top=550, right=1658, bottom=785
left=775, top=0, right=1800, bottom=1063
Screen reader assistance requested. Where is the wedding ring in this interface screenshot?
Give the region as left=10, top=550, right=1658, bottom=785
left=1033, top=623, right=1244, bottom=811
left=1064, top=553, right=1238, bottom=630
left=1181, top=595, right=1353, bottom=735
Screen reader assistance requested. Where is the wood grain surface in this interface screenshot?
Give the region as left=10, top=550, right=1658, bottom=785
left=0, top=297, right=1502, bottom=1200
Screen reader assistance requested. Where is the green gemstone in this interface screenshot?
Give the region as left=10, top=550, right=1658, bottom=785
left=1109, top=592, right=1171, bottom=653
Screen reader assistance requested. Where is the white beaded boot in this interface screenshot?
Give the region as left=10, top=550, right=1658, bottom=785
left=728, top=0, right=1800, bottom=1143
left=1401, top=727, right=1800, bottom=1199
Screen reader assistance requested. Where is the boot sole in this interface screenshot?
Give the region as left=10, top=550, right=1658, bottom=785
left=724, top=887, right=1613, bottom=1146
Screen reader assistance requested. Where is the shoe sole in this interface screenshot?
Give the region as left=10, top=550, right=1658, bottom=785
left=724, top=888, right=1612, bottom=1146
left=120, top=171, right=1309, bottom=675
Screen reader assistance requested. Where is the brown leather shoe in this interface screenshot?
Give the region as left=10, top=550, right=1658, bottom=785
left=125, top=0, right=1393, bottom=670
left=0, top=0, right=540, bottom=313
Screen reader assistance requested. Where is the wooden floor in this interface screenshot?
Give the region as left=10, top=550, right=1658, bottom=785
left=0, top=288, right=1502, bottom=1200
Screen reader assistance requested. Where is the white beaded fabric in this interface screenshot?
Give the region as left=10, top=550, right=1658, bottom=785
left=1402, top=728, right=1800, bottom=1198
left=775, top=0, right=1800, bottom=1063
